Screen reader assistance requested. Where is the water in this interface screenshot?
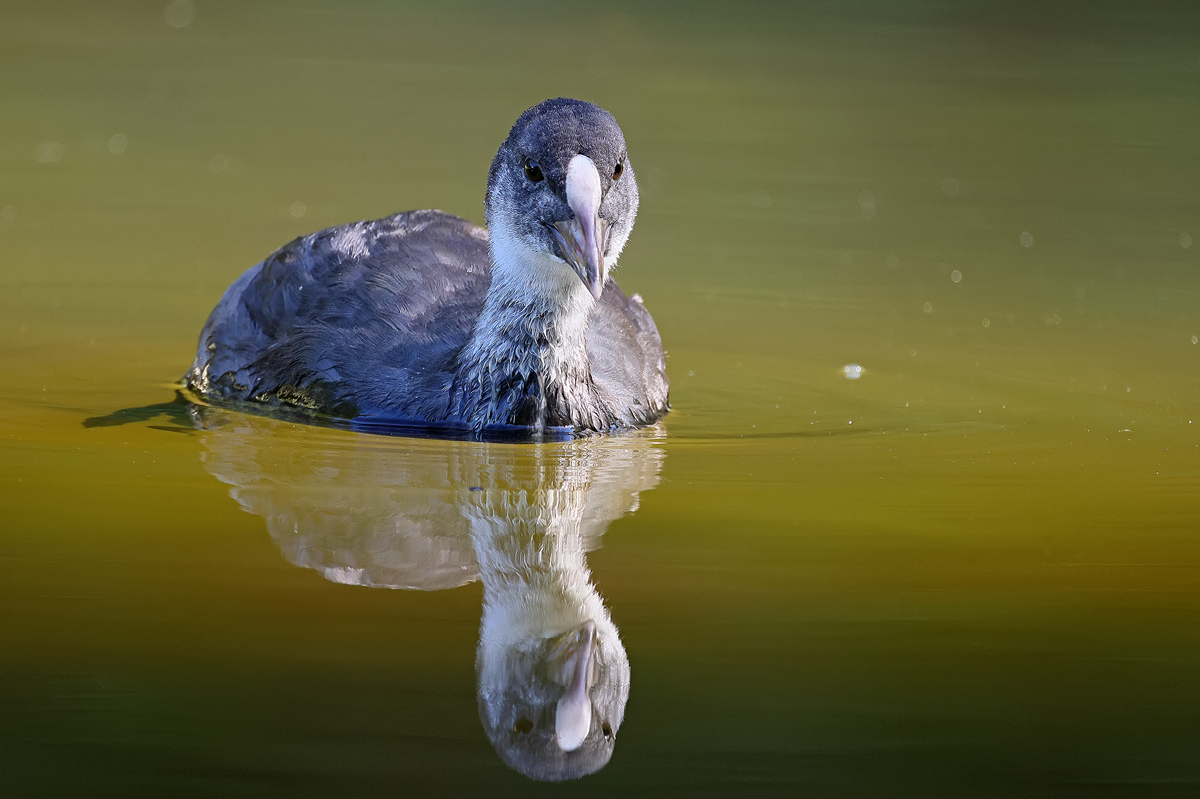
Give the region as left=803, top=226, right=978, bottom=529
left=2, top=1, right=1199, bottom=795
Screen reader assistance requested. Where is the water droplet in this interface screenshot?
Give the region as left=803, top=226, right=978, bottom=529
left=107, top=133, right=128, bottom=154
left=289, top=201, right=307, bottom=218
left=1192, top=336, right=1198, bottom=344
left=982, top=317, right=990, bottom=327
left=208, top=154, right=229, bottom=173
left=34, top=142, right=64, bottom=163
left=164, top=0, right=195, bottom=28
left=1020, top=231, right=1033, bottom=247
left=941, top=177, right=960, bottom=196
left=1, top=206, right=14, bottom=222
left=1182, top=232, right=1193, bottom=249
left=950, top=269, right=962, bottom=283
left=886, top=253, right=899, bottom=269
left=922, top=302, right=933, bottom=313
left=910, top=349, right=917, bottom=357
left=843, top=364, right=863, bottom=380
left=858, top=190, right=875, bottom=210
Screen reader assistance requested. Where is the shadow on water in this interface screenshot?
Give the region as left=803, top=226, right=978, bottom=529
left=82, top=393, right=198, bottom=431
left=88, top=399, right=665, bottom=782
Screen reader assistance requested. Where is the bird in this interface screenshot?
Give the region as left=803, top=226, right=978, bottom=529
left=185, top=98, right=668, bottom=438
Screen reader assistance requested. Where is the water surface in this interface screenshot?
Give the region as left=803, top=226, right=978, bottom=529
left=2, top=1, right=1199, bottom=795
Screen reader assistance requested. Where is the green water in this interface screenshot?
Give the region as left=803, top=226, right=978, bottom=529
left=3, top=1, right=1199, bottom=795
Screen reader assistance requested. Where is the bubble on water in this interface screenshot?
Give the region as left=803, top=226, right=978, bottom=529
left=950, top=269, right=962, bottom=283
left=1182, top=232, right=1193, bottom=249
left=922, top=302, right=933, bottom=313
left=858, top=190, right=876, bottom=219
left=886, top=253, right=899, bottom=268
left=942, top=177, right=960, bottom=196
left=910, top=349, right=917, bottom=357
left=1, top=206, right=14, bottom=221
left=208, top=154, right=229, bottom=173
left=164, top=0, right=195, bottom=28
left=982, top=317, right=990, bottom=327
left=107, top=133, right=128, bottom=154
left=843, top=364, right=863, bottom=380
left=752, top=192, right=772, bottom=209
left=1192, top=335, right=1198, bottom=344
left=1020, top=231, right=1033, bottom=247
left=289, top=201, right=307, bottom=218
left=34, top=142, right=64, bottom=163
left=1005, top=313, right=1016, bottom=323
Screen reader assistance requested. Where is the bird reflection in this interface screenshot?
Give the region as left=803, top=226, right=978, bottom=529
left=188, top=404, right=663, bottom=781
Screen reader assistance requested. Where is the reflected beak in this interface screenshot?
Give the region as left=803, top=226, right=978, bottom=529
left=552, top=154, right=609, bottom=300
left=554, top=619, right=596, bottom=752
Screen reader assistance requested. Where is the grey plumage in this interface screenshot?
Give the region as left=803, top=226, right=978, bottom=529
left=186, top=99, right=668, bottom=437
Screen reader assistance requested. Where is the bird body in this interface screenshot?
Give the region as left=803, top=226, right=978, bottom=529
left=186, top=99, right=667, bottom=436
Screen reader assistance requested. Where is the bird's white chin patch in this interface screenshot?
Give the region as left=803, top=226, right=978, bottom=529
left=489, top=215, right=595, bottom=313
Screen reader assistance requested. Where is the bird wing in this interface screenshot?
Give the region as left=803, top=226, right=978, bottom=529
left=586, top=282, right=670, bottom=426
left=188, top=210, right=491, bottom=420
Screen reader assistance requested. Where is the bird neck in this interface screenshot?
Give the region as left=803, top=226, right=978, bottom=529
left=465, top=460, right=624, bottom=749
left=466, top=483, right=606, bottom=642
left=455, top=219, right=610, bottom=430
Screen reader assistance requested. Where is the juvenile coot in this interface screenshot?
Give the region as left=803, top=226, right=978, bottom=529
left=186, top=98, right=668, bottom=436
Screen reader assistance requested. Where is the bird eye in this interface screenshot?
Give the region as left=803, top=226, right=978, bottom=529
left=601, top=722, right=613, bottom=741
left=612, top=161, right=623, bottom=181
left=513, top=717, right=534, bottom=736
left=524, top=158, right=544, bottom=182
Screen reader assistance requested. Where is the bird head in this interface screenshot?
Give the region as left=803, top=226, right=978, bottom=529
left=485, top=98, right=639, bottom=301
left=477, top=617, right=630, bottom=781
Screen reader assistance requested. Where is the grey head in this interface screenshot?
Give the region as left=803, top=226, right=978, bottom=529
left=478, top=618, right=630, bottom=782
left=485, top=98, right=640, bottom=300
